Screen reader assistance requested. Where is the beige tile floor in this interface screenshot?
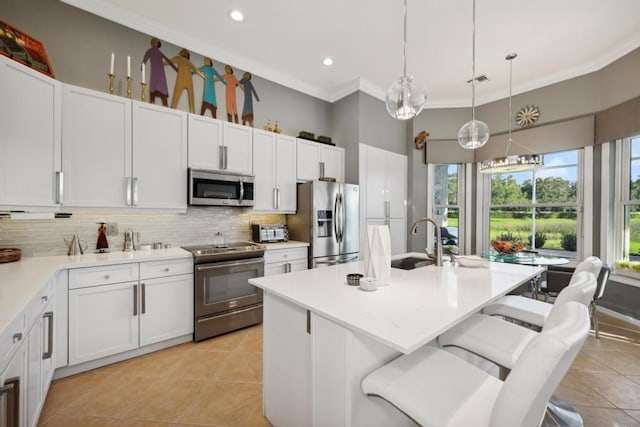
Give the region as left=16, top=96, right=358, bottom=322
left=38, top=312, right=640, bottom=427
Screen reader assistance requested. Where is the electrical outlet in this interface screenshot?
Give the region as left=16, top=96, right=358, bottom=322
left=106, top=223, right=118, bottom=236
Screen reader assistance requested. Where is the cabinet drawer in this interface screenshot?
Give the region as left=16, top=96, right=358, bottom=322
left=140, top=258, right=193, bottom=280
left=0, top=312, right=26, bottom=372
left=69, top=263, right=139, bottom=289
left=264, top=247, right=308, bottom=264
left=26, top=278, right=55, bottom=327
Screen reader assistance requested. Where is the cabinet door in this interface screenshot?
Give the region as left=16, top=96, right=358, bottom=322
left=0, top=56, right=61, bottom=208
left=288, top=258, right=308, bottom=273
left=365, top=146, right=388, bottom=218
left=223, top=122, right=253, bottom=174
left=264, top=262, right=287, bottom=276
left=252, top=129, right=277, bottom=211
left=296, top=139, right=321, bottom=181
left=62, top=84, right=132, bottom=208
left=139, top=274, right=194, bottom=347
left=386, top=151, right=407, bottom=219
left=188, top=113, right=223, bottom=170
left=263, top=292, right=311, bottom=426
left=27, top=315, right=42, bottom=427
left=367, top=219, right=407, bottom=256
left=0, top=339, right=27, bottom=427
left=275, top=135, right=297, bottom=212
left=132, top=101, right=188, bottom=210
left=321, top=145, right=344, bottom=183
left=68, top=282, right=139, bottom=365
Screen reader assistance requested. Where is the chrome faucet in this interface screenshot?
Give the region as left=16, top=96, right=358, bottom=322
left=410, top=217, right=443, bottom=267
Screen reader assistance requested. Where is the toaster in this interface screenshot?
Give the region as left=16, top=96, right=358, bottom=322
left=252, top=224, right=288, bottom=243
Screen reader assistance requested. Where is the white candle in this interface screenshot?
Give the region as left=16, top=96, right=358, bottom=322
left=141, top=63, right=146, bottom=84
left=127, top=56, right=131, bottom=77
left=109, top=52, right=114, bottom=75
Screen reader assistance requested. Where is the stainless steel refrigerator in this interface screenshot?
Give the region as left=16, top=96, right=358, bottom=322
left=288, top=181, right=359, bottom=268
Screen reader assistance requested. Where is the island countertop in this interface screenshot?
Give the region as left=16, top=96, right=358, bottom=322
left=250, top=259, right=544, bottom=354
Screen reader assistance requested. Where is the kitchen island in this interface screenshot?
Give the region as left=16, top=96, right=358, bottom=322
left=249, top=258, right=544, bottom=427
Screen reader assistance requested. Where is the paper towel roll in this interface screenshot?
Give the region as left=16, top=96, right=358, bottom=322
left=364, top=225, right=391, bottom=285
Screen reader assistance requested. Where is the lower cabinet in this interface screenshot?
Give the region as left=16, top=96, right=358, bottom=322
left=0, top=339, right=27, bottom=427
left=68, top=259, right=193, bottom=366
left=264, top=246, right=308, bottom=276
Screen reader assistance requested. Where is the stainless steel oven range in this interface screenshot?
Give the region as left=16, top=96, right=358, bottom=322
left=182, top=242, right=266, bottom=341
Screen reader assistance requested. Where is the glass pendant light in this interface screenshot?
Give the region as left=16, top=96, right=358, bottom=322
left=479, top=53, right=543, bottom=173
left=458, top=0, right=489, bottom=149
left=385, top=0, right=426, bottom=120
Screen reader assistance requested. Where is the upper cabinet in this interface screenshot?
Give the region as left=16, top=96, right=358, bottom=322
left=296, top=139, right=344, bottom=183
left=188, top=114, right=253, bottom=175
left=253, top=130, right=297, bottom=212
left=62, top=84, right=187, bottom=211
left=0, top=55, right=62, bottom=209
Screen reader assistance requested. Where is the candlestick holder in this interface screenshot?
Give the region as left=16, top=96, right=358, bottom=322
left=140, top=82, right=147, bottom=102
left=108, top=73, right=115, bottom=94
left=126, top=76, right=132, bottom=99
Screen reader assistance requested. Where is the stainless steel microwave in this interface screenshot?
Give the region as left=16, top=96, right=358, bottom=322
left=188, top=169, right=255, bottom=207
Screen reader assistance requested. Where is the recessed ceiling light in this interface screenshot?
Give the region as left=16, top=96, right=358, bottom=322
left=322, top=57, right=334, bottom=66
left=229, top=10, right=244, bottom=22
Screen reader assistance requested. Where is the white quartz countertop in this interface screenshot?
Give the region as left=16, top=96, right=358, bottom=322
left=262, top=241, right=309, bottom=250
left=250, top=259, right=544, bottom=354
left=0, top=248, right=192, bottom=338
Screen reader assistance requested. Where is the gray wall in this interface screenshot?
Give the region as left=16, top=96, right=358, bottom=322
left=357, top=92, right=407, bottom=155
left=330, top=92, right=360, bottom=184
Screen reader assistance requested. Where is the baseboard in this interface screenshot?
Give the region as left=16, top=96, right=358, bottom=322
left=597, top=306, right=640, bottom=328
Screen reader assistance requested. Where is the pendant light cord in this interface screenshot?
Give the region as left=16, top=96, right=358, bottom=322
left=471, top=0, right=476, bottom=121
left=403, top=0, right=408, bottom=77
left=504, top=53, right=517, bottom=156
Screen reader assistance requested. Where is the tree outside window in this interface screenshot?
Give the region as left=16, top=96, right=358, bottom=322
left=488, top=149, right=580, bottom=257
left=623, top=136, right=640, bottom=260
left=433, top=164, right=461, bottom=249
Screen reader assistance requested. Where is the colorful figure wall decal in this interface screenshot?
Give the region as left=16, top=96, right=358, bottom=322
left=240, top=72, right=259, bottom=127
left=199, top=57, right=226, bottom=118
left=141, top=37, right=176, bottom=107
left=168, top=48, right=203, bottom=113
left=222, top=65, right=243, bottom=123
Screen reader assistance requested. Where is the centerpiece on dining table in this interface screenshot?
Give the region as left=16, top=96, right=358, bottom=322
left=488, top=236, right=527, bottom=263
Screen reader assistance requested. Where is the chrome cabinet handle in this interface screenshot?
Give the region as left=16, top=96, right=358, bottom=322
left=55, top=171, right=63, bottom=204
left=277, top=188, right=281, bottom=209
left=319, top=162, right=325, bottom=178
left=219, top=145, right=225, bottom=170
left=126, top=177, right=132, bottom=206
left=43, top=311, right=54, bottom=360
left=1, top=378, right=19, bottom=427
left=224, top=146, right=228, bottom=169
left=306, top=310, right=311, bottom=334
left=141, top=283, right=146, bottom=314
left=132, top=177, right=139, bottom=206
left=133, top=285, right=138, bottom=316
left=384, top=201, right=391, bottom=218
left=12, top=333, right=22, bottom=343
left=273, top=188, right=277, bottom=209
left=41, top=295, right=48, bottom=303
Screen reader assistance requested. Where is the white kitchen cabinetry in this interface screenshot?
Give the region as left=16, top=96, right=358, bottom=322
left=188, top=115, right=253, bottom=174
left=253, top=130, right=297, bottom=212
left=296, top=139, right=344, bottom=182
left=68, top=259, right=193, bottom=366
left=132, top=101, right=188, bottom=210
left=62, top=84, right=187, bottom=210
left=0, top=337, right=27, bottom=427
left=264, top=246, right=308, bottom=276
left=0, top=55, right=62, bottom=209
left=360, top=144, right=407, bottom=255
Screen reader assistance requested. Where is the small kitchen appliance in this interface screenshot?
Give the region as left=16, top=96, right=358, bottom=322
left=252, top=224, right=288, bottom=243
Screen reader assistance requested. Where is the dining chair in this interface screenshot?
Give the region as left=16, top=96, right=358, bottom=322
left=361, top=302, right=590, bottom=427
left=482, top=257, right=602, bottom=330
left=591, top=264, right=612, bottom=339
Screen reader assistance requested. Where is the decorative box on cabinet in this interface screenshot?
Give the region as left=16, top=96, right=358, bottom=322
left=0, top=55, right=62, bottom=209
left=296, top=138, right=344, bottom=182
left=253, top=130, right=297, bottom=212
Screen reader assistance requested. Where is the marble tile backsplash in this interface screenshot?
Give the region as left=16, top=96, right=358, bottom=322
left=0, top=207, right=285, bottom=257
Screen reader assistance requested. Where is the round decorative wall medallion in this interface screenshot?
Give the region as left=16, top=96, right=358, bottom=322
left=515, top=105, right=540, bottom=127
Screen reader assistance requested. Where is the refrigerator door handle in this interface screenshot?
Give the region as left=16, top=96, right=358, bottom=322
left=333, top=192, right=340, bottom=244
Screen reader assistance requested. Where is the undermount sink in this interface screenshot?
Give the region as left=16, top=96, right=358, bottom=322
left=391, top=256, right=435, bottom=270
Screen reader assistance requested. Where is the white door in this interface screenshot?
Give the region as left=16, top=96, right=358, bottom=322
left=296, top=139, right=321, bottom=181
left=132, top=101, right=188, bottom=210
left=68, top=282, right=139, bottom=365
left=187, top=113, right=223, bottom=170
left=365, top=146, right=387, bottom=218
left=62, top=84, right=132, bottom=208
left=387, top=151, right=407, bottom=219
left=252, top=129, right=276, bottom=211
left=367, top=219, right=407, bottom=256
left=275, top=134, right=297, bottom=211
left=321, top=145, right=344, bottom=182
left=27, top=316, right=43, bottom=427
left=0, top=339, right=27, bottom=427
left=139, top=274, right=194, bottom=347
left=0, top=56, right=61, bottom=208
left=223, top=122, right=253, bottom=174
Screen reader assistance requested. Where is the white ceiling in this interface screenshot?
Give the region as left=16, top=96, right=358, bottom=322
left=64, top=0, right=640, bottom=108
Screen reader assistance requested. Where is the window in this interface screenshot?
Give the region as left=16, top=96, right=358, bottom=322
left=486, top=149, right=582, bottom=258
left=430, top=163, right=465, bottom=251
left=619, top=135, right=640, bottom=261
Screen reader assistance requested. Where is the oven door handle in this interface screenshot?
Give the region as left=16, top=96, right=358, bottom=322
left=195, top=258, right=264, bottom=272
